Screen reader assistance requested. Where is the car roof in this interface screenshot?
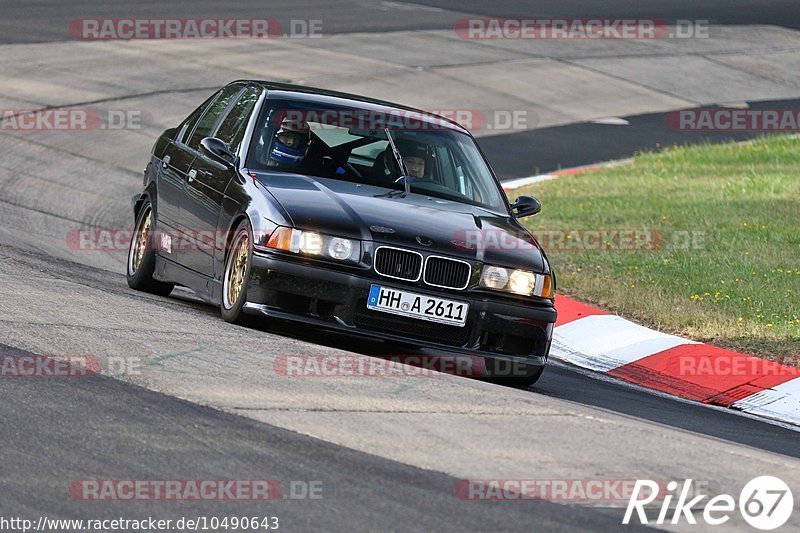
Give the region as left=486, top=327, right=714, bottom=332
left=231, top=79, right=470, bottom=134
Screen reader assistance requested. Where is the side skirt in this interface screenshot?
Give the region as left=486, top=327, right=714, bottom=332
left=154, top=255, right=223, bottom=305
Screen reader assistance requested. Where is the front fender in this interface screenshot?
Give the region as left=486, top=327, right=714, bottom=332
left=215, top=170, right=290, bottom=279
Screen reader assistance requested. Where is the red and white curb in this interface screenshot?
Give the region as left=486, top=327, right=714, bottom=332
left=502, top=159, right=632, bottom=192
left=503, top=162, right=799, bottom=428
left=552, top=296, right=800, bottom=427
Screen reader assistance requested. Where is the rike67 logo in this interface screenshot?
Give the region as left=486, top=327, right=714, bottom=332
left=624, top=477, right=793, bottom=530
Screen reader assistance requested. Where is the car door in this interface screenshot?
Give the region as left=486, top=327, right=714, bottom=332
left=155, top=92, right=218, bottom=265
left=196, top=85, right=262, bottom=279
left=178, top=83, right=247, bottom=277
left=157, top=103, right=209, bottom=228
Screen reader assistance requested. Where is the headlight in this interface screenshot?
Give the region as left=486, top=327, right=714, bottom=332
left=509, top=270, right=536, bottom=295
left=299, top=232, right=323, bottom=255
left=481, top=266, right=509, bottom=290
left=480, top=265, right=554, bottom=298
left=265, top=227, right=359, bottom=262
left=328, top=237, right=354, bottom=260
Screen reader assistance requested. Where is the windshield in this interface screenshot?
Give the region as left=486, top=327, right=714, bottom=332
left=247, top=101, right=509, bottom=212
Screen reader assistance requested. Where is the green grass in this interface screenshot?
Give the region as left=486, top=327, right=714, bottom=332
left=517, top=135, right=800, bottom=359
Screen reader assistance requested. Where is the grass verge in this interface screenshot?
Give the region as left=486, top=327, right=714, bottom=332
left=516, top=135, right=800, bottom=360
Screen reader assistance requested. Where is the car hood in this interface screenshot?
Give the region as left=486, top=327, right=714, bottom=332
left=252, top=171, right=547, bottom=272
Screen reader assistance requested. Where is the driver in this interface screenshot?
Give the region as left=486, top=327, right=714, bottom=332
left=267, top=117, right=310, bottom=169
left=395, top=139, right=429, bottom=179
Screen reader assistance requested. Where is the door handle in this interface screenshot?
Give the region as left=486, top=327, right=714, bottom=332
left=187, top=169, right=197, bottom=183
left=162, top=155, right=171, bottom=169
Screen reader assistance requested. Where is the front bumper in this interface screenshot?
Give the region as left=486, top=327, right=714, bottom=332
left=244, top=251, right=556, bottom=367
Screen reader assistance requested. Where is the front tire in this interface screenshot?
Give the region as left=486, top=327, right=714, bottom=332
left=127, top=200, right=174, bottom=296
left=221, top=219, right=253, bottom=324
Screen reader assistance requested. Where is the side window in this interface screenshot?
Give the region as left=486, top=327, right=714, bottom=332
left=187, top=84, right=243, bottom=150
left=214, top=86, right=261, bottom=151
left=176, top=91, right=218, bottom=145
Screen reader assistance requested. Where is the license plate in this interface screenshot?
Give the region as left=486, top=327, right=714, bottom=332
left=367, top=285, right=469, bottom=327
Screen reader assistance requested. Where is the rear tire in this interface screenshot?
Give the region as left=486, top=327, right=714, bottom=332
left=127, top=200, right=174, bottom=296
left=221, top=219, right=253, bottom=325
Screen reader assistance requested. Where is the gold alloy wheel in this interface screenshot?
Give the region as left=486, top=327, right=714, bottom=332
left=226, top=231, right=250, bottom=307
left=132, top=209, right=152, bottom=273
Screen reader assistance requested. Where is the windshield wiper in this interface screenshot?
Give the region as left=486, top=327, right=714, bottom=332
left=384, top=127, right=411, bottom=196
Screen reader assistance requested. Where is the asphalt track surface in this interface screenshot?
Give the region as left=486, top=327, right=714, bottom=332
left=1, top=341, right=644, bottom=532
left=2, top=1, right=800, bottom=531
left=1, top=244, right=799, bottom=530
left=414, top=0, right=800, bottom=29
left=3, top=0, right=798, bottom=178
left=2, top=0, right=799, bottom=44
left=481, top=98, right=800, bottom=178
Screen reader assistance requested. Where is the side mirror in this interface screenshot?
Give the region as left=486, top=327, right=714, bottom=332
left=200, top=137, right=235, bottom=165
left=510, top=195, right=541, bottom=218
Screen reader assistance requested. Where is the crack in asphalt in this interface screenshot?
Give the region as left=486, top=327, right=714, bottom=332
left=0, top=85, right=221, bottom=121
left=0, top=129, right=143, bottom=177
left=0, top=196, right=104, bottom=226
left=557, top=57, right=702, bottom=106
left=702, top=53, right=800, bottom=87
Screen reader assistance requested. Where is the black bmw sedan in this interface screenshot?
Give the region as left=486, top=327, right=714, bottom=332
left=128, top=80, right=556, bottom=384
